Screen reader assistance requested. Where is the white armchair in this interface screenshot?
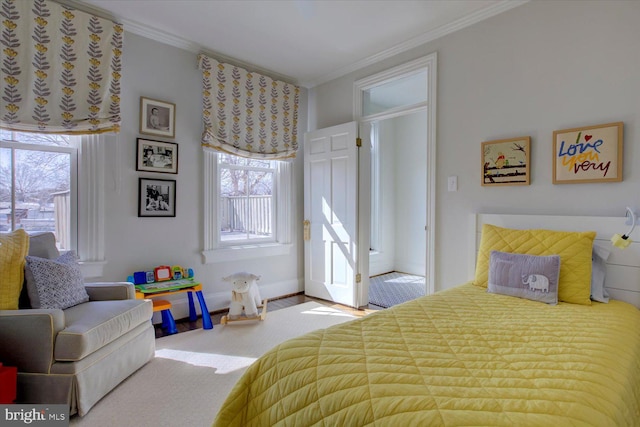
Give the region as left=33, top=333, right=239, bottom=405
left=0, top=233, right=155, bottom=416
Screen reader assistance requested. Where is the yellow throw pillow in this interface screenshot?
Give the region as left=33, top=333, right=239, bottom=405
left=473, top=224, right=595, bottom=305
left=0, top=229, right=30, bottom=310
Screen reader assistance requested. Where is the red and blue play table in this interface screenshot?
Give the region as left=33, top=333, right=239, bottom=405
left=135, top=280, right=213, bottom=330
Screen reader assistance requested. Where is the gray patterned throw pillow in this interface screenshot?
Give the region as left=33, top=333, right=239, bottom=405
left=25, top=251, right=89, bottom=310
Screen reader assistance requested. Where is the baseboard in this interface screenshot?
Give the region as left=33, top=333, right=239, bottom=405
left=393, top=261, right=425, bottom=277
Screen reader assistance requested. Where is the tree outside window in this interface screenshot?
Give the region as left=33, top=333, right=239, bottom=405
left=0, top=130, right=76, bottom=249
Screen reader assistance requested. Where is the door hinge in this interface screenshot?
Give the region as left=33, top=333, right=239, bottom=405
left=303, top=220, right=310, bottom=241
left=356, top=137, right=362, bottom=147
left=356, top=273, right=362, bottom=283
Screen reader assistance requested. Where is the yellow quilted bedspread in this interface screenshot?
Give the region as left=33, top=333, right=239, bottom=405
left=214, top=284, right=640, bottom=426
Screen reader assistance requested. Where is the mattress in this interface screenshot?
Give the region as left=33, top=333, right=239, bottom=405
left=214, top=283, right=640, bottom=426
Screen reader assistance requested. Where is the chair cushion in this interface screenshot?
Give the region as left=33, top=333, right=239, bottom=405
left=28, top=232, right=60, bottom=259
left=55, top=299, right=152, bottom=361
left=0, top=229, right=29, bottom=310
left=20, top=232, right=61, bottom=308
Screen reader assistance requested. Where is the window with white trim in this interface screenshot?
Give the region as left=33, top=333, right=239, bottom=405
left=0, top=130, right=106, bottom=276
left=0, top=130, right=78, bottom=250
left=203, top=149, right=293, bottom=263
left=218, top=153, right=276, bottom=244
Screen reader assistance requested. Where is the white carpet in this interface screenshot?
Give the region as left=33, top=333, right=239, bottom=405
left=70, top=302, right=356, bottom=427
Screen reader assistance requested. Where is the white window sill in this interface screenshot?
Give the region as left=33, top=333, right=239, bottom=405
left=202, top=243, right=292, bottom=264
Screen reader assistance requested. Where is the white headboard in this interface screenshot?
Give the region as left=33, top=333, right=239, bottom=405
left=469, top=213, right=640, bottom=309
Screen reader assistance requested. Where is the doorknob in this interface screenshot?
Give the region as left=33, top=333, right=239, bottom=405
left=303, top=220, right=310, bottom=241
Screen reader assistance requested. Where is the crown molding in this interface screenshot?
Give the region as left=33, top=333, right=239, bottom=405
left=64, top=0, right=527, bottom=89
left=302, top=0, right=529, bottom=88
left=59, top=0, right=297, bottom=85
left=124, top=19, right=298, bottom=84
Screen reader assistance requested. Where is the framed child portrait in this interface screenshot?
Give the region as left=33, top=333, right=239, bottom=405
left=140, top=97, right=176, bottom=139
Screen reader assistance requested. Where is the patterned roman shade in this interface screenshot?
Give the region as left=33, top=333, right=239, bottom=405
left=198, top=54, right=299, bottom=160
left=0, top=0, right=123, bottom=134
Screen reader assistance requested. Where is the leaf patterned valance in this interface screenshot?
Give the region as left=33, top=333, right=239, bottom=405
left=0, top=0, right=123, bottom=134
left=198, top=54, right=299, bottom=160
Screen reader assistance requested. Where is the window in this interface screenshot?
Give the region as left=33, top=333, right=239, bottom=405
left=218, top=154, right=275, bottom=244
left=0, top=130, right=106, bottom=277
left=203, top=150, right=293, bottom=263
left=0, top=130, right=78, bottom=250
left=362, top=69, right=428, bottom=117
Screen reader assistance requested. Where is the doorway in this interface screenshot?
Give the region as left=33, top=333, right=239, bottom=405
left=301, top=54, right=436, bottom=309
left=368, top=110, right=428, bottom=307
left=355, top=53, right=437, bottom=307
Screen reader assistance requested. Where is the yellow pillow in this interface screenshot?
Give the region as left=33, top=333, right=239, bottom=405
left=0, top=229, right=30, bottom=310
left=473, top=224, right=595, bottom=305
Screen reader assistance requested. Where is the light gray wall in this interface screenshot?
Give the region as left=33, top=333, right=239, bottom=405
left=394, top=111, right=427, bottom=275
left=370, top=111, right=427, bottom=277
left=370, top=119, right=396, bottom=276
left=309, top=1, right=640, bottom=290
left=101, top=33, right=307, bottom=318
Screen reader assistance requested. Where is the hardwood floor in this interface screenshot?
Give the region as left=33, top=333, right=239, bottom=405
left=154, top=292, right=383, bottom=338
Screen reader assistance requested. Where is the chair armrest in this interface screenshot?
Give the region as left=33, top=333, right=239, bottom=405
left=84, top=282, right=135, bottom=301
left=0, top=309, right=65, bottom=373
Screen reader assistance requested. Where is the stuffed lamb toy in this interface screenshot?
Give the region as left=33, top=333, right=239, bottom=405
left=223, top=272, right=262, bottom=320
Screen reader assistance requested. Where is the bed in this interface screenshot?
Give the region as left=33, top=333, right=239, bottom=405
left=214, top=214, right=640, bottom=426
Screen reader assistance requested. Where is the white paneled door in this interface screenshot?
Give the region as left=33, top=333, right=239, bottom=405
left=304, top=121, right=364, bottom=307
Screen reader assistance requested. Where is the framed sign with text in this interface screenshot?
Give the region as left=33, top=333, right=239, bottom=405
left=553, top=122, right=623, bottom=184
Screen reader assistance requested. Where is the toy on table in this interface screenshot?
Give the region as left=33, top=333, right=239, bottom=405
left=154, top=266, right=172, bottom=282
left=127, top=265, right=194, bottom=285
left=220, top=272, right=268, bottom=324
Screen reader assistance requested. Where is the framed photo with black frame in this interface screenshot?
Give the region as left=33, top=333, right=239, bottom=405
left=136, top=138, right=178, bottom=174
left=138, top=178, right=176, bottom=217
left=139, top=97, right=176, bottom=139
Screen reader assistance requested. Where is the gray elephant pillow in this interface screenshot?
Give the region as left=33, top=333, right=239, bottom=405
left=488, top=250, right=561, bottom=305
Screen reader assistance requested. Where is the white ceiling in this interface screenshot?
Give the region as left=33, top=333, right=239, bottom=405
left=72, top=0, right=526, bottom=88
